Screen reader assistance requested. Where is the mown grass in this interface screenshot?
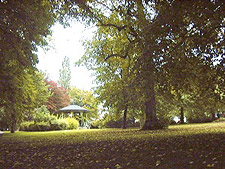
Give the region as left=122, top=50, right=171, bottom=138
left=0, top=122, right=224, bottom=169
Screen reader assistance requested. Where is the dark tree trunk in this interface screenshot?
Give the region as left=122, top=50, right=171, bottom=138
left=141, top=81, right=158, bottom=130
left=211, top=109, right=216, bottom=121
left=10, top=113, right=16, bottom=133
left=140, top=51, right=159, bottom=130
left=122, top=107, right=128, bottom=129
left=180, top=107, right=184, bottom=124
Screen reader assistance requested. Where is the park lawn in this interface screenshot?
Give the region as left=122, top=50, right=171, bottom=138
left=0, top=122, right=224, bottom=169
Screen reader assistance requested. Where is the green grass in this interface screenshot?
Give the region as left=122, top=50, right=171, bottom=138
left=0, top=122, right=224, bottom=169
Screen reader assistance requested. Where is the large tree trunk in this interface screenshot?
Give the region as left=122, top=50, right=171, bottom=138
left=10, top=112, right=16, bottom=133
left=140, top=50, right=159, bottom=130
left=122, top=107, right=128, bottom=129
left=180, top=107, right=184, bottom=124
left=141, top=80, right=158, bottom=130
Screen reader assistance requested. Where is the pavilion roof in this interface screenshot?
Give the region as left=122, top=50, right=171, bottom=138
left=58, top=105, right=89, bottom=113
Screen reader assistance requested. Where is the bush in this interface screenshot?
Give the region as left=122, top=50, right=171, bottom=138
left=95, top=115, right=140, bottom=129
left=20, top=121, right=34, bottom=131
left=33, top=105, right=56, bottom=123
left=20, top=118, right=79, bottom=131
left=20, top=121, right=50, bottom=131
left=55, top=119, right=68, bottom=130
left=65, top=118, right=79, bottom=129
left=187, top=117, right=212, bottom=123
left=154, top=118, right=169, bottom=129
left=36, top=122, right=50, bottom=131
left=90, top=120, right=103, bottom=129
left=104, top=119, right=121, bottom=128
left=49, top=120, right=62, bottom=130
left=186, top=111, right=213, bottom=124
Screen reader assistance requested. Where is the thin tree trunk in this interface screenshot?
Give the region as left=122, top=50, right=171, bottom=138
left=180, top=107, right=184, bottom=124
left=122, top=107, right=128, bottom=129
left=211, top=109, right=216, bottom=121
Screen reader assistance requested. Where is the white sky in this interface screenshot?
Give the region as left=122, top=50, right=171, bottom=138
left=36, top=21, right=96, bottom=91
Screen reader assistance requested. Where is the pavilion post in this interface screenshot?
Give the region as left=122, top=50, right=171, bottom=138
left=81, top=112, right=84, bottom=127
left=85, top=113, right=87, bottom=127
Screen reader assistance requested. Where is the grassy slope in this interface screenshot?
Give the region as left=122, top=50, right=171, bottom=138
left=0, top=122, right=224, bottom=169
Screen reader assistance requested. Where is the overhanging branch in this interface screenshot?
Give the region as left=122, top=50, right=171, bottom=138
left=97, top=22, right=127, bottom=32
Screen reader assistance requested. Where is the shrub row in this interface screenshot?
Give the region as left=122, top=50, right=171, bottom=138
left=187, top=117, right=212, bottom=123
left=20, top=118, right=79, bottom=131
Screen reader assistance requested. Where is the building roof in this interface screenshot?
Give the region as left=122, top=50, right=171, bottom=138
left=58, top=105, right=89, bottom=113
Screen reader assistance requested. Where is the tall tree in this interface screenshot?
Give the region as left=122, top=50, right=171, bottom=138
left=0, top=0, right=59, bottom=132
left=1, top=70, right=50, bottom=133
left=58, top=56, right=71, bottom=90
left=69, top=0, right=224, bottom=129
left=79, top=24, right=139, bottom=128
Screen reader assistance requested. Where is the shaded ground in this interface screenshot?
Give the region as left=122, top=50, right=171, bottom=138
left=0, top=122, right=224, bottom=169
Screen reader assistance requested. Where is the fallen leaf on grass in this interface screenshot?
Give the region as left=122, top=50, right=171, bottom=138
left=115, top=164, right=122, bottom=168
left=156, top=160, right=161, bottom=166
left=207, top=164, right=215, bottom=167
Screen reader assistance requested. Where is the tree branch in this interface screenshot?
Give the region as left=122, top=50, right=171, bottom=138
left=97, top=22, right=127, bottom=32
left=105, top=53, right=127, bottom=61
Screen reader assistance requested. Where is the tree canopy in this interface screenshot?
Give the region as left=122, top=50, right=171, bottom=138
left=75, top=0, right=225, bottom=129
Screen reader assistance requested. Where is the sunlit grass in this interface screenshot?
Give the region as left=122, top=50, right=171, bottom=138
left=1, top=122, right=224, bottom=145
left=1, top=122, right=224, bottom=168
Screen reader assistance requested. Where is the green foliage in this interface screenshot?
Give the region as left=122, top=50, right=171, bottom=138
left=20, top=121, right=33, bottom=131
left=20, top=117, right=79, bottom=131
left=186, top=112, right=212, bottom=124
left=58, top=56, right=71, bottom=90
left=0, top=0, right=58, bottom=133
left=33, top=105, right=56, bottom=124
left=104, top=118, right=139, bottom=129
left=76, top=0, right=225, bottom=130
left=0, top=108, right=9, bottom=130
left=0, top=71, right=51, bottom=132
left=64, top=118, right=79, bottom=130
left=21, top=105, right=80, bottom=131
left=52, top=119, right=68, bottom=130
left=90, top=119, right=104, bottom=129
left=91, top=113, right=139, bottom=129
left=69, top=87, right=99, bottom=121
left=20, top=121, right=51, bottom=131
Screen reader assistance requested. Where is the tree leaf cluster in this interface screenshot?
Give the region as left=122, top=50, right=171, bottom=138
left=46, top=80, right=70, bottom=114
left=69, top=87, right=99, bottom=121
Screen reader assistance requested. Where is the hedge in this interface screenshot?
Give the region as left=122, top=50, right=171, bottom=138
left=20, top=118, right=79, bottom=131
